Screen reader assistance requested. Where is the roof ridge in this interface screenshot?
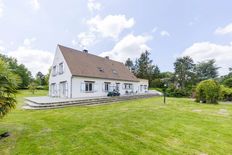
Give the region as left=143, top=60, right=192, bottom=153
left=57, top=44, right=124, bottom=65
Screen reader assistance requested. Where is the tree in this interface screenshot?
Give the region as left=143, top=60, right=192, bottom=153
left=223, top=78, right=232, bottom=88
left=135, top=51, right=155, bottom=85
left=44, top=68, right=51, bottom=86
left=0, top=59, right=19, bottom=118
left=174, top=56, right=195, bottom=89
left=152, top=65, right=160, bottom=79
left=0, top=54, right=32, bottom=88
left=125, top=58, right=134, bottom=72
left=195, top=59, right=219, bottom=81
left=35, top=71, right=46, bottom=86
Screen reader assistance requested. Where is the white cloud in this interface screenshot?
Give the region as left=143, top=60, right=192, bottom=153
left=0, top=46, right=5, bottom=52
left=100, top=34, right=152, bottom=62
left=87, top=0, right=101, bottom=12
left=215, top=23, right=232, bottom=35
left=30, top=0, right=40, bottom=11
left=181, top=42, right=232, bottom=75
left=23, top=37, right=36, bottom=47
left=0, top=0, right=4, bottom=17
left=72, top=32, right=96, bottom=48
left=7, top=46, right=53, bottom=76
left=87, top=15, right=135, bottom=39
left=73, top=14, right=135, bottom=48
left=160, top=30, right=170, bottom=37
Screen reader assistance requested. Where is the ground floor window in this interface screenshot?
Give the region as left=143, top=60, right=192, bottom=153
left=85, top=81, right=94, bottom=92
left=59, top=81, right=68, bottom=97
left=51, top=83, right=57, bottom=96
left=116, top=83, right=120, bottom=91
left=124, top=83, right=132, bottom=90
left=140, top=85, right=148, bottom=91
left=104, top=82, right=110, bottom=92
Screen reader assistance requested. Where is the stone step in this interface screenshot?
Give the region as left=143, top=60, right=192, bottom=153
left=26, top=95, right=155, bottom=108
left=23, top=94, right=159, bottom=110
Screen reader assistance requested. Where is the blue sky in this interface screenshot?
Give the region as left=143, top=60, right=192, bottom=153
left=0, top=0, right=232, bottom=76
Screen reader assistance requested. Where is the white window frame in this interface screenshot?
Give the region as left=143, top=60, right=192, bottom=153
left=81, top=81, right=95, bottom=93
left=51, top=83, right=57, bottom=97
left=59, top=62, right=64, bottom=74
left=104, top=82, right=110, bottom=92
left=59, top=81, right=68, bottom=98
left=52, top=65, right=57, bottom=76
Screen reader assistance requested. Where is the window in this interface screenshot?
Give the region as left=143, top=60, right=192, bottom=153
left=144, top=85, right=147, bottom=90
left=85, top=81, right=94, bottom=92
left=51, top=83, right=57, bottom=96
left=97, top=67, right=104, bottom=73
left=59, top=81, right=68, bottom=97
left=59, top=62, right=64, bottom=74
left=52, top=66, right=57, bottom=76
left=104, top=82, right=110, bottom=92
left=124, top=83, right=132, bottom=90
left=116, top=83, right=120, bottom=91
left=112, top=70, right=117, bottom=75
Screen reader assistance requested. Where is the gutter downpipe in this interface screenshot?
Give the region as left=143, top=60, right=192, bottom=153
left=70, top=76, right=73, bottom=98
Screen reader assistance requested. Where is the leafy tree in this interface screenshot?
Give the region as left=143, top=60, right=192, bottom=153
left=174, top=56, right=195, bottom=89
left=0, top=59, right=19, bottom=118
left=35, top=71, right=46, bottom=86
left=44, top=68, right=51, bottom=86
left=0, top=54, right=32, bottom=88
left=195, top=59, right=219, bottom=81
left=223, top=78, right=232, bottom=88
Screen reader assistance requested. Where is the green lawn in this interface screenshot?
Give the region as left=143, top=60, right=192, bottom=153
left=1, top=90, right=232, bottom=155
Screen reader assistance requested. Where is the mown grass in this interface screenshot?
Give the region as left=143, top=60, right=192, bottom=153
left=0, top=90, right=232, bottom=154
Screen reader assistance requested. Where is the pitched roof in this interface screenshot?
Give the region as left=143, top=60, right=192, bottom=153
left=58, top=45, right=139, bottom=82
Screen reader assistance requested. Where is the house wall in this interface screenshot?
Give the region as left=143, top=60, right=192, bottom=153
left=71, top=76, right=148, bottom=98
left=49, top=46, right=72, bottom=98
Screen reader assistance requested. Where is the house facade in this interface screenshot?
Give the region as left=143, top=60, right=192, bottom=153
left=49, top=45, right=149, bottom=98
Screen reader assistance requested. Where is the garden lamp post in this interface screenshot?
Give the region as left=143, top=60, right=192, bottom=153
left=163, top=83, right=168, bottom=104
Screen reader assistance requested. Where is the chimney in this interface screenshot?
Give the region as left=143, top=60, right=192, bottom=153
left=105, top=56, right=109, bottom=60
left=83, top=49, right=88, bottom=53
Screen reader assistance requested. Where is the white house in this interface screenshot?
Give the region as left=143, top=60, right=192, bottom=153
left=49, top=45, right=149, bottom=98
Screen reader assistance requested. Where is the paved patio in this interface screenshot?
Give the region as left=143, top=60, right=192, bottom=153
left=25, top=90, right=162, bottom=104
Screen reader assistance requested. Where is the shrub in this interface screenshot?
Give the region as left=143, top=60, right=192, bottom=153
left=196, top=79, right=220, bottom=104
left=220, top=86, right=232, bottom=101
left=166, top=84, right=190, bottom=97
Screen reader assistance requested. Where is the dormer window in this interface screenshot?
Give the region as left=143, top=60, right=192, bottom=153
left=52, top=65, right=57, bottom=76
left=97, top=67, right=104, bottom=72
left=112, top=70, right=117, bottom=75
left=59, top=62, right=64, bottom=74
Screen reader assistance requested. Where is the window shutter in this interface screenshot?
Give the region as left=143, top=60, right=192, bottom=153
left=94, top=83, right=98, bottom=92
left=102, top=83, right=105, bottom=92
left=81, top=83, right=85, bottom=92
left=65, top=82, right=68, bottom=97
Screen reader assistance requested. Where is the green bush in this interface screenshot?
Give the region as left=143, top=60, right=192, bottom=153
left=220, top=86, right=232, bottom=101
left=196, top=79, right=220, bottom=104
left=166, top=84, right=190, bottom=97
